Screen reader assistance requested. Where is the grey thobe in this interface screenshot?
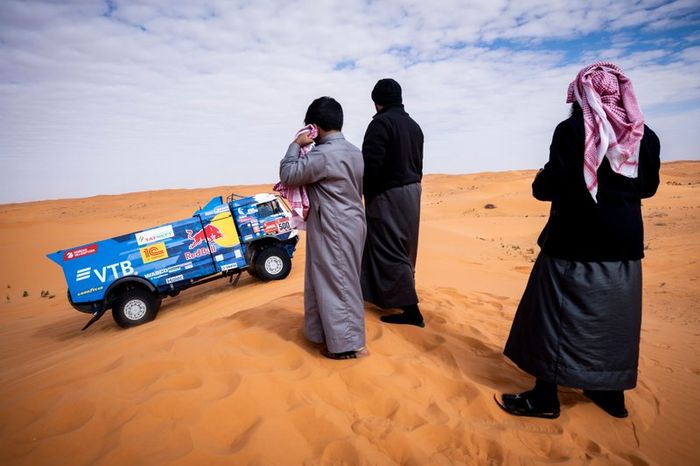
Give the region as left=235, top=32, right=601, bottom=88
left=279, top=133, right=367, bottom=353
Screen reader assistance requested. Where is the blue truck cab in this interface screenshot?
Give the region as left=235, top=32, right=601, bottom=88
left=47, top=193, right=299, bottom=330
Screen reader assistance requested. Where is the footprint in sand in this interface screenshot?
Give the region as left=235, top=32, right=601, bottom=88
left=418, top=333, right=446, bottom=352
left=351, top=416, right=392, bottom=439
left=320, top=440, right=363, bottom=465
left=427, top=313, right=449, bottom=325
left=461, top=435, right=506, bottom=465
left=424, top=401, right=451, bottom=424
left=461, top=335, right=501, bottom=358
left=512, top=430, right=571, bottom=462
left=151, top=373, right=203, bottom=392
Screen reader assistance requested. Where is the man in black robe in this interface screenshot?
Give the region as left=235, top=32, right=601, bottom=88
left=361, top=78, right=425, bottom=327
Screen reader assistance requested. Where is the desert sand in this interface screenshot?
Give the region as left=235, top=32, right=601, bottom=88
left=0, top=161, right=698, bottom=465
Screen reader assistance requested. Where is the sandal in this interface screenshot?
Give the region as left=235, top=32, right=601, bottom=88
left=494, top=391, right=560, bottom=419
left=321, top=347, right=369, bottom=360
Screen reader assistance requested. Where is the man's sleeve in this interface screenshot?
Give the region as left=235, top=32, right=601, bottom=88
left=634, top=127, right=661, bottom=199
left=532, top=121, right=574, bottom=201
left=279, top=144, right=327, bottom=187
left=362, top=119, right=389, bottom=196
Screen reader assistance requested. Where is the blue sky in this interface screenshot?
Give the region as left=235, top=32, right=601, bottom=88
left=1, top=0, right=699, bottom=203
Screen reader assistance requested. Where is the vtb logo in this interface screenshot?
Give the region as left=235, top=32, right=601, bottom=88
left=76, top=261, right=135, bottom=283
left=140, top=242, right=169, bottom=264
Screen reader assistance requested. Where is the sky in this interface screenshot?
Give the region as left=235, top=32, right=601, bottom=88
left=1, top=0, right=699, bottom=203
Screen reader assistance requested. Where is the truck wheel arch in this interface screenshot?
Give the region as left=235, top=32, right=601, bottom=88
left=246, top=238, right=279, bottom=262
left=104, top=276, right=157, bottom=309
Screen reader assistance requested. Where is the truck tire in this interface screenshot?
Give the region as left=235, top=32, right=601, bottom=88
left=112, top=288, right=160, bottom=328
left=254, top=246, right=291, bottom=281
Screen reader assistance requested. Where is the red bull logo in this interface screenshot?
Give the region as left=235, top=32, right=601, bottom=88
left=186, top=224, right=224, bottom=250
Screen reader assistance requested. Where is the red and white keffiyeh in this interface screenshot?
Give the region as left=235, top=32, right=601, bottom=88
left=566, top=62, right=645, bottom=202
left=273, top=124, right=318, bottom=230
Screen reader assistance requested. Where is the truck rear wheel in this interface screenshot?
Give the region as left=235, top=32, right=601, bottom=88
left=254, top=246, right=291, bottom=281
left=112, top=288, right=160, bottom=328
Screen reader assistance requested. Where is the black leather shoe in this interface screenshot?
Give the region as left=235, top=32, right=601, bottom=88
left=495, top=391, right=560, bottom=419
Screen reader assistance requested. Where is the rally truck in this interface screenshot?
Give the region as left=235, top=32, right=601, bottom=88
left=47, top=193, right=299, bottom=330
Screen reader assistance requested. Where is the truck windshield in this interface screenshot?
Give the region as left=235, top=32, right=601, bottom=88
left=257, top=201, right=282, bottom=218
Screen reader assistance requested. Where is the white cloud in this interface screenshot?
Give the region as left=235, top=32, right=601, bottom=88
left=0, top=0, right=698, bottom=202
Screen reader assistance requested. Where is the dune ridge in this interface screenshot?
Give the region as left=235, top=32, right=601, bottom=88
left=1, top=162, right=698, bottom=465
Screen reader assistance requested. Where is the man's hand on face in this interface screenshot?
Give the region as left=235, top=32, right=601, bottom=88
left=295, top=127, right=316, bottom=147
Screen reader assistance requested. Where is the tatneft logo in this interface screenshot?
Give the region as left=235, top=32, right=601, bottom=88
left=135, top=225, right=174, bottom=246
left=75, top=261, right=136, bottom=283
left=140, top=242, right=168, bottom=264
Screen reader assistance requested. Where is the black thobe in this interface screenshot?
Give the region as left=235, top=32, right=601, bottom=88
left=361, top=105, right=423, bottom=309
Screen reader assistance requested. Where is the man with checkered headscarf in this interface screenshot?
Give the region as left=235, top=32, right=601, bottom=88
left=498, top=63, right=661, bottom=420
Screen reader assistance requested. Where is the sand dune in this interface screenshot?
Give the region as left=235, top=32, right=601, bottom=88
left=1, top=162, right=698, bottom=465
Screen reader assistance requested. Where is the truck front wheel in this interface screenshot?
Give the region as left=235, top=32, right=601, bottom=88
left=254, top=247, right=292, bottom=281
left=112, top=288, right=160, bottom=328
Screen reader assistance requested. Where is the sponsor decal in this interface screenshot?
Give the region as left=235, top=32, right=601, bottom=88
left=234, top=249, right=242, bottom=258
left=184, top=247, right=211, bottom=261
left=64, top=244, right=98, bottom=261
left=186, top=224, right=224, bottom=249
left=74, top=261, right=136, bottom=284
left=212, top=205, right=229, bottom=215
left=237, top=206, right=258, bottom=217
left=263, top=218, right=291, bottom=235
left=263, top=221, right=278, bottom=234
left=215, top=254, right=224, bottom=262
left=140, top=242, right=168, bottom=264
left=77, top=286, right=103, bottom=297
left=144, top=262, right=192, bottom=279
left=136, top=225, right=174, bottom=246
left=166, top=274, right=184, bottom=284
left=221, top=263, right=238, bottom=272
left=76, top=267, right=92, bottom=282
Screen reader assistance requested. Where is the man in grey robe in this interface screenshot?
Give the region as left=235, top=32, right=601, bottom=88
left=361, top=78, right=425, bottom=327
left=279, top=96, right=368, bottom=359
